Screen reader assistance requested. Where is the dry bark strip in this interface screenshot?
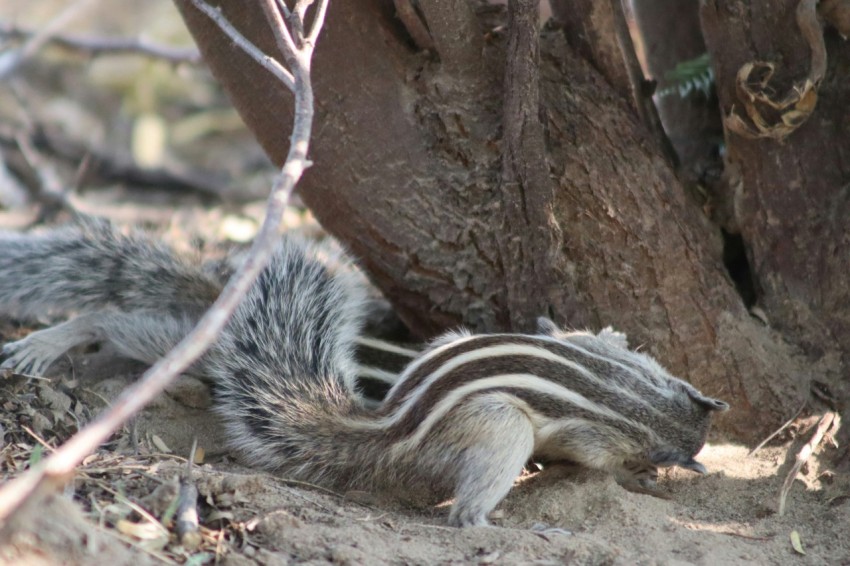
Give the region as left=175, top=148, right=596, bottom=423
left=499, top=0, right=565, bottom=329
left=777, top=411, right=840, bottom=516
left=631, top=0, right=724, bottom=192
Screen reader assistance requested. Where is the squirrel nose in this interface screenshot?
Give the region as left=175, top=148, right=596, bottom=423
left=680, top=457, right=708, bottom=475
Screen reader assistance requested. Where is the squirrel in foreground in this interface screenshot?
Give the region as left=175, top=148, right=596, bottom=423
left=0, top=219, right=729, bottom=527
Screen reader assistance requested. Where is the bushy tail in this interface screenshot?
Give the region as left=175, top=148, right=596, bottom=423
left=203, top=236, right=381, bottom=480
left=0, top=218, right=225, bottom=320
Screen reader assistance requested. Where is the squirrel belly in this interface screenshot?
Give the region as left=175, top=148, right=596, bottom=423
left=0, top=220, right=728, bottom=527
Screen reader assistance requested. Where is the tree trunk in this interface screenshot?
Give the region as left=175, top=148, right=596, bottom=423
left=173, top=0, right=812, bottom=441
left=701, top=0, right=850, bottom=398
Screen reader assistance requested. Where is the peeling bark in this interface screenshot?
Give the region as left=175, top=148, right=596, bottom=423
left=632, top=0, right=724, bottom=192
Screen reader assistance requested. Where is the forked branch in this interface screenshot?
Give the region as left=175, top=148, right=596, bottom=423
left=0, top=0, right=328, bottom=526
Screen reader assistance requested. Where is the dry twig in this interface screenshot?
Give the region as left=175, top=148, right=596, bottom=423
left=0, top=0, right=328, bottom=526
left=0, top=123, right=232, bottom=202
left=187, top=0, right=295, bottom=90
left=0, top=0, right=98, bottom=79
left=748, top=399, right=808, bottom=457
left=0, top=23, right=201, bottom=64
left=175, top=439, right=201, bottom=549
left=778, top=411, right=841, bottom=516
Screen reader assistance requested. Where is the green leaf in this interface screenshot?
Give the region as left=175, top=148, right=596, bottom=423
left=658, top=53, right=714, bottom=99
left=28, top=444, right=43, bottom=467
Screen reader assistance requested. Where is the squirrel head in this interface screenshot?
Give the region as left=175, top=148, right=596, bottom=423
left=536, top=316, right=729, bottom=474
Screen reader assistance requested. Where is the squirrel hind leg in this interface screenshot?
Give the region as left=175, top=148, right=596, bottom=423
left=1, top=312, right=103, bottom=376
left=435, top=395, right=535, bottom=527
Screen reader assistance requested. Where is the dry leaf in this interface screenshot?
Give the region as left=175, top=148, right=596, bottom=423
left=151, top=434, right=172, bottom=453
left=116, top=519, right=168, bottom=541
left=790, top=530, right=806, bottom=555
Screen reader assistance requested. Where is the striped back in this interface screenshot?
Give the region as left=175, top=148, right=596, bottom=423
left=375, top=323, right=727, bottom=467
left=353, top=336, right=420, bottom=402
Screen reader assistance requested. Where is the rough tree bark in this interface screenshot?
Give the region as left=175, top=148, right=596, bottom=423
left=550, top=0, right=634, bottom=101
left=550, top=0, right=675, bottom=165
left=174, top=0, right=813, bottom=441
left=701, top=0, right=850, bottom=401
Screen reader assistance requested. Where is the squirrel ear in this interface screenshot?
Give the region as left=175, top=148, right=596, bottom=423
left=687, top=389, right=730, bottom=412
left=596, top=326, right=629, bottom=349
left=536, top=317, right=560, bottom=336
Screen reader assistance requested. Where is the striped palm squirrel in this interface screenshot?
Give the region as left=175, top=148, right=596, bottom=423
left=0, top=219, right=728, bottom=527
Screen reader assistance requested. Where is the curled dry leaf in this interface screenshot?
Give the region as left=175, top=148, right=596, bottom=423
left=725, top=0, right=826, bottom=140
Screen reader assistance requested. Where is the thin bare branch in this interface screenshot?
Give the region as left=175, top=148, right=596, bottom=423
left=0, top=0, right=97, bottom=79
left=13, top=128, right=74, bottom=223
left=0, top=122, right=233, bottom=200
left=748, top=399, right=807, bottom=457
left=0, top=23, right=201, bottom=64
left=306, top=0, right=330, bottom=46
left=294, top=0, right=316, bottom=41
left=295, top=0, right=316, bottom=14
left=187, top=0, right=295, bottom=91
left=276, top=0, right=293, bottom=18
left=0, top=0, right=326, bottom=525
left=261, top=0, right=301, bottom=64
